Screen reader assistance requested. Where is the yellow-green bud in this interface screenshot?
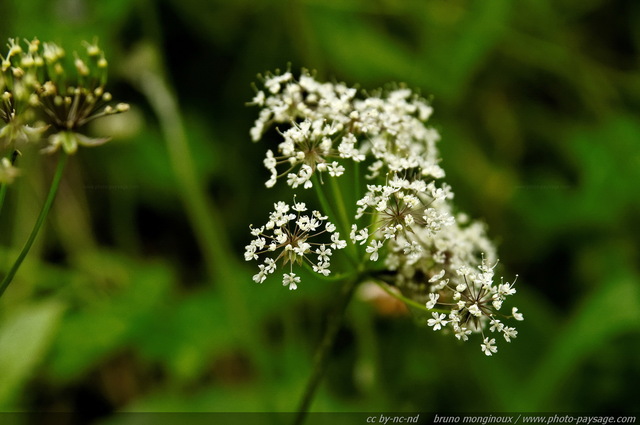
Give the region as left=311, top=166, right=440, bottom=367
left=116, top=103, right=130, bottom=112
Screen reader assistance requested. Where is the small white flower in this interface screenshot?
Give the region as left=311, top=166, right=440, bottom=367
left=351, top=225, right=369, bottom=245
left=330, top=233, right=347, bottom=250
left=512, top=307, right=524, bottom=321
left=429, top=270, right=445, bottom=283
left=468, top=303, right=482, bottom=317
left=327, top=161, right=345, bottom=177
left=282, top=273, right=300, bottom=290
left=489, top=317, right=504, bottom=333
left=402, top=240, right=422, bottom=259
left=365, top=240, right=384, bottom=262
left=481, top=337, right=498, bottom=356
left=427, top=312, right=448, bottom=331
left=502, top=326, right=517, bottom=342
left=293, top=201, right=307, bottom=212
left=316, top=244, right=332, bottom=263
left=251, top=90, right=265, bottom=106
left=426, top=293, right=439, bottom=310
left=498, top=282, right=516, bottom=297
left=455, top=327, right=472, bottom=341
left=492, top=299, right=503, bottom=310
left=250, top=225, right=264, bottom=237
left=313, top=261, right=331, bottom=276
left=252, top=266, right=267, bottom=284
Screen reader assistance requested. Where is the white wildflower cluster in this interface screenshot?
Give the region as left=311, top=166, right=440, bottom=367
left=244, top=200, right=346, bottom=290
left=424, top=258, right=523, bottom=356
left=386, top=210, right=523, bottom=354
left=247, top=70, right=522, bottom=355
left=249, top=70, right=442, bottom=189
left=352, top=174, right=455, bottom=264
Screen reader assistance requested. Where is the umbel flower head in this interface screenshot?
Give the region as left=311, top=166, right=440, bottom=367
left=248, top=70, right=443, bottom=189
left=1, top=38, right=46, bottom=151
left=245, top=199, right=346, bottom=289
left=0, top=37, right=129, bottom=178
left=246, top=70, right=522, bottom=355
left=35, top=39, right=129, bottom=154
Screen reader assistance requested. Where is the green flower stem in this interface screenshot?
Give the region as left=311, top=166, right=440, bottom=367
left=133, top=2, right=274, bottom=404
left=353, top=161, right=361, bottom=208
left=312, top=176, right=336, bottom=221
left=328, top=176, right=351, bottom=235
left=301, top=261, right=359, bottom=282
left=0, top=153, right=67, bottom=298
left=294, top=275, right=361, bottom=425
left=0, top=183, right=7, bottom=217
left=0, top=151, right=19, bottom=216
left=133, top=64, right=252, bottom=330
left=312, top=176, right=358, bottom=265
left=372, top=277, right=449, bottom=315
left=329, top=176, right=360, bottom=262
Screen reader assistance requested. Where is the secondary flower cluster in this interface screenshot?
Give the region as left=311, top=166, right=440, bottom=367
left=246, top=70, right=522, bottom=355
left=245, top=200, right=346, bottom=289
left=0, top=37, right=128, bottom=183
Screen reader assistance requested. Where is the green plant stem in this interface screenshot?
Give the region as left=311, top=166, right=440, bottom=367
left=133, top=60, right=253, bottom=327
left=293, top=275, right=361, bottom=425
left=301, top=261, right=359, bottom=282
left=353, top=161, right=361, bottom=206
left=313, top=176, right=337, bottom=221
left=328, top=176, right=351, bottom=235
left=372, top=277, right=449, bottom=315
left=0, top=183, right=7, bottom=217
left=312, top=176, right=358, bottom=265
left=0, top=153, right=67, bottom=298
left=328, top=176, right=360, bottom=262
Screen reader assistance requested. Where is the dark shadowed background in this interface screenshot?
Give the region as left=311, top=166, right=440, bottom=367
left=0, top=0, right=639, bottom=421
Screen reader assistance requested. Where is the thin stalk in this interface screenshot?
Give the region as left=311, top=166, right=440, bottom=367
left=353, top=161, right=361, bottom=207
left=312, top=175, right=337, bottom=222
left=134, top=1, right=275, bottom=410
left=328, top=177, right=360, bottom=262
left=372, top=277, right=449, bottom=315
left=0, top=184, right=7, bottom=217
left=0, top=150, right=20, bottom=216
left=328, top=176, right=351, bottom=235
left=293, top=275, right=361, bottom=425
left=313, top=176, right=358, bottom=266
left=0, top=153, right=67, bottom=298
left=133, top=64, right=254, bottom=339
left=301, top=261, right=359, bottom=282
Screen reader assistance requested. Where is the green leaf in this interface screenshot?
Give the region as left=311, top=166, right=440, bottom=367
left=0, top=300, right=66, bottom=407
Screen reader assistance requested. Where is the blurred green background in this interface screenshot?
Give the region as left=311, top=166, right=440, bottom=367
left=1, top=0, right=639, bottom=421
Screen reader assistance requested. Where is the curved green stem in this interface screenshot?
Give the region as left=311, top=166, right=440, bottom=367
left=0, top=153, right=67, bottom=298
left=372, top=277, right=449, bottom=315
left=301, top=261, right=360, bottom=282
left=294, top=275, right=361, bottom=425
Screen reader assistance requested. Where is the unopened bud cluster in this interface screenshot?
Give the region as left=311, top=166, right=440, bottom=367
left=245, top=70, right=523, bottom=355
left=0, top=37, right=129, bottom=183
